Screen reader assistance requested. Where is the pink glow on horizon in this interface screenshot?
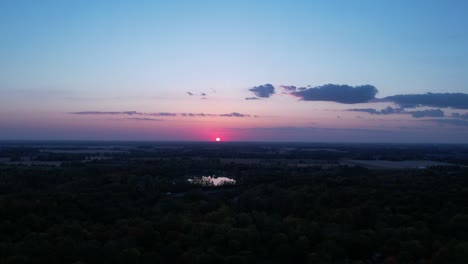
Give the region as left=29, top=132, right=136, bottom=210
left=1, top=109, right=468, bottom=143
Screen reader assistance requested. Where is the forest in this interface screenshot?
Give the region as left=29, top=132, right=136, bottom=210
left=1, top=153, right=468, bottom=264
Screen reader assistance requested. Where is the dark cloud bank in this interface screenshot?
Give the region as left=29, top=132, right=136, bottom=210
left=384, top=93, right=468, bottom=109
left=411, top=109, right=444, bottom=118
left=247, top=83, right=378, bottom=103
left=248, top=84, right=468, bottom=109
left=249, top=84, right=275, bottom=98
left=291, top=84, right=378, bottom=104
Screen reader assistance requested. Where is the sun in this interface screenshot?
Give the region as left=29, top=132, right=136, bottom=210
left=215, top=137, right=221, bottom=142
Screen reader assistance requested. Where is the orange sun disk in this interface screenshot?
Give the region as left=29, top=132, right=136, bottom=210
left=215, top=137, right=221, bottom=142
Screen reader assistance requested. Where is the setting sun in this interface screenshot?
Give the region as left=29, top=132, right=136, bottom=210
left=215, top=137, right=221, bottom=142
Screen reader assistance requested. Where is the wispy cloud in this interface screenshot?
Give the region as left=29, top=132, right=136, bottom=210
left=347, top=107, right=445, bottom=118
left=70, top=111, right=256, bottom=118
left=187, top=91, right=209, bottom=98
left=70, top=111, right=139, bottom=115
left=347, top=107, right=444, bottom=118
left=228, top=125, right=395, bottom=135
left=149, top=112, right=177, bottom=117
left=126, top=117, right=163, bottom=121
left=181, top=113, right=214, bottom=117
left=348, top=107, right=404, bottom=115
left=219, top=112, right=250, bottom=117
left=71, top=111, right=178, bottom=116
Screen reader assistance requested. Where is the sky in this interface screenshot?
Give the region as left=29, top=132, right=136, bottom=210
left=1, top=0, right=468, bottom=142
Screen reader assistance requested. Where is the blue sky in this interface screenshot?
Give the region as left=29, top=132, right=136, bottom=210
left=1, top=0, right=468, bottom=142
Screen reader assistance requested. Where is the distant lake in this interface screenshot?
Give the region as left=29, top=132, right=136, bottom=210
left=188, top=175, right=236, bottom=186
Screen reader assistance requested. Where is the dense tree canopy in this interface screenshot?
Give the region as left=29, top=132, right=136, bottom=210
left=0, top=156, right=468, bottom=263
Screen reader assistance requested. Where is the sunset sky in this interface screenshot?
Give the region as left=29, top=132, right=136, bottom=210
left=1, top=0, right=468, bottom=142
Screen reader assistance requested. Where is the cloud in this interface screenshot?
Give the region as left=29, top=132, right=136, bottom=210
left=384, top=93, right=468, bottom=109
left=187, top=91, right=210, bottom=97
left=452, top=112, right=468, bottom=119
left=219, top=112, right=250, bottom=117
left=181, top=112, right=252, bottom=117
left=70, top=111, right=138, bottom=115
left=280, top=85, right=297, bottom=92
left=249, top=83, right=468, bottom=110
left=70, top=111, right=177, bottom=116
left=348, top=108, right=379, bottom=114
left=291, top=84, right=378, bottom=104
left=249, top=84, right=275, bottom=98
left=69, top=111, right=259, bottom=121
left=149, top=112, right=177, bottom=116
left=70, top=111, right=256, bottom=118
left=181, top=113, right=212, bottom=117
left=126, top=118, right=162, bottom=121
left=347, top=107, right=444, bottom=118
left=381, top=107, right=405, bottom=115
left=409, top=109, right=444, bottom=118
left=348, top=107, right=404, bottom=115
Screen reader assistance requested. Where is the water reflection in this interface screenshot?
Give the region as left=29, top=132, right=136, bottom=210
left=188, top=175, right=236, bottom=186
